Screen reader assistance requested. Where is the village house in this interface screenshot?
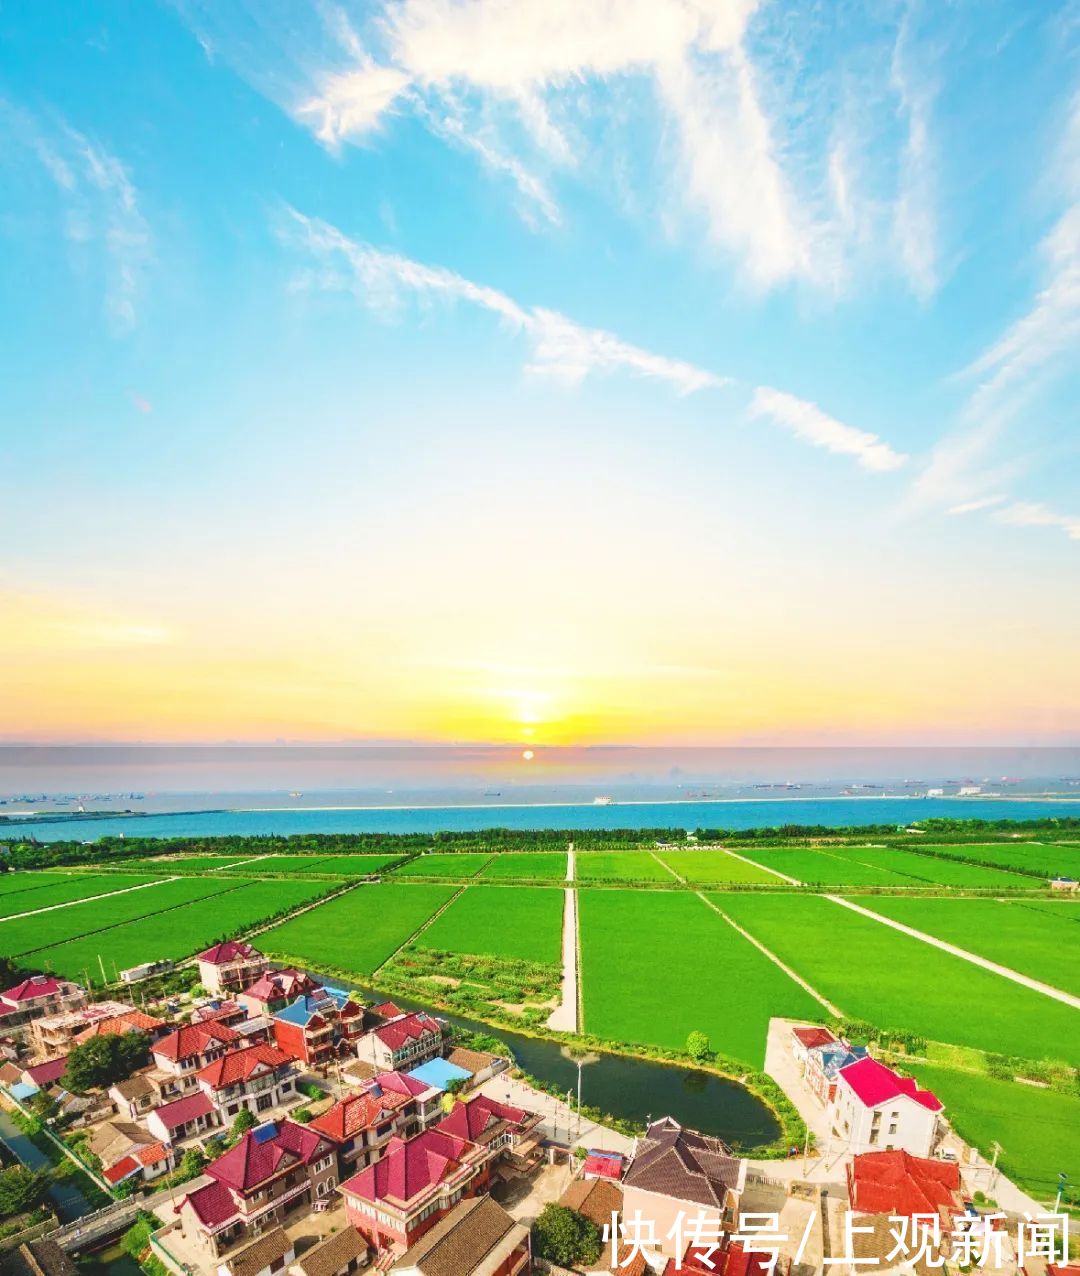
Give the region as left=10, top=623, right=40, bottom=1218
left=30, top=999, right=141, bottom=1056
left=354, top=1012, right=444, bottom=1073
left=435, top=1093, right=543, bottom=1172
left=804, top=1041, right=869, bottom=1108
left=89, top=1119, right=173, bottom=1188
left=308, top=1086, right=414, bottom=1176
left=271, top=987, right=365, bottom=1066
left=19, top=1055, right=68, bottom=1092
left=146, top=1090, right=220, bottom=1144
left=195, top=1042, right=297, bottom=1121
left=72, top=1007, right=168, bottom=1045
left=198, top=942, right=271, bottom=996
left=192, top=1000, right=250, bottom=1030
left=239, top=970, right=320, bottom=1019
left=390, top=1196, right=529, bottom=1276
left=844, top=1149, right=992, bottom=1276
left=217, top=1225, right=295, bottom=1276
left=829, top=1057, right=944, bottom=1158
left=790, top=1024, right=838, bottom=1069
left=175, top=1119, right=338, bottom=1259
left=370, top=1071, right=444, bottom=1132
left=621, top=1117, right=745, bottom=1261
left=109, top=1072, right=161, bottom=1120
left=339, top=1126, right=489, bottom=1253
left=0, top=976, right=86, bottom=1042
left=559, top=1175, right=645, bottom=1276
left=152, top=1021, right=241, bottom=1089
left=289, top=1225, right=369, bottom=1276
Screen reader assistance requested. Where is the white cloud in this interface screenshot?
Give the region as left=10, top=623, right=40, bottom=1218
left=890, top=10, right=939, bottom=301
left=995, top=501, right=1080, bottom=542
left=750, top=386, right=908, bottom=473
left=283, top=207, right=724, bottom=394
left=947, top=495, right=1006, bottom=516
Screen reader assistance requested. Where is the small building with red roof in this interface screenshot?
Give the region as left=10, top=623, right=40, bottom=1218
left=20, top=1055, right=68, bottom=1090
left=356, top=1012, right=444, bottom=1073
left=72, top=1008, right=168, bottom=1045
left=195, top=1042, right=297, bottom=1121
left=790, top=1024, right=838, bottom=1067
left=368, top=1071, right=444, bottom=1131
left=197, top=941, right=269, bottom=995
left=339, top=1127, right=489, bottom=1253
left=830, top=1058, right=944, bottom=1158
left=582, top=1150, right=625, bottom=1181
left=146, top=1090, right=220, bottom=1144
left=176, top=1119, right=338, bottom=1259
left=308, top=1087, right=413, bottom=1176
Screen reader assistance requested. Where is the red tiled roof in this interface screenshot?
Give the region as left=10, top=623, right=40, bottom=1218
left=197, top=1043, right=293, bottom=1089
left=664, top=1242, right=775, bottom=1276
left=181, top=1179, right=237, bottom=1228
left=23, top=1056, right=68, bottom=1086
left=310, top=1090, right=410, bottom=1142
left=153, top=1021, right=239, bottom=1061
left=242, top=968, right=313, bottom=1002
left=341, top=1130, right=474, bottom=1207
left=104, top=1155, right=140, bottom=1186
left=192, top=1000, right=244, bottom=1023
left=372, top=1000, right=403, bottom=1018
left=848, top=1150, right=963, bottom=1218
left=373, top=1012, right=441, bottom=1052
left=3, top=977, right=63, bottom=1003
left=839, top=1058, right=943, bottom=1113
left=583, top=1151, right=624, bottom=1180
left=436, top=1094, right=528, bottom=1143
left=793, top=1026, right=837, bottom=1050
left=375, top=1070, right=437, bottom=1099
left=198, top=941, right=262, bottom=965
left=207, top=1120, right=329, bottom=1193
left=136, top=1142, right=169, bottom=1168
left=74, top=1010, right=165, bottom=1042
left=152, top=1091, right=215, bottom=1129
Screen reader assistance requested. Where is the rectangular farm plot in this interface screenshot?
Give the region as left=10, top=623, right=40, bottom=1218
left=390, top=853, right=493, bottom=878
left=479, top=852, right=568, bottom=881
left=0, top=876, right=241, bottom=958
left=720, top=893, right=1080, bottom=1065
left=575, top=852, right=677, bottom=883
left=734, top=848, right=914, bottom=887
left=298, top=854, right=401, bottom=875
left=31, top=879, right=339, bottom=981
left=0, top=873, right=160, bottom=919
left=916, top=843, right=1080, bottom=880
left=655, top=851, right=783, bottom=885
left=259, top=883, right=456, bottom=975
left=849, top=896, right=1080, bottom=997
left=829, top=846, right=1042, bottom=888
left=117, top=856, right=259, bottom=872
left=418, top=886, right=564, bottom=964
left=579, top=890, right=823, bottom=1066
left=235, top=855, right=340, bottom=875
left=0, top=873, right=83, bottom=897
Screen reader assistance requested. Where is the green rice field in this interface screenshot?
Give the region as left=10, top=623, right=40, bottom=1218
left=917, top=842, right=1080, bottom=879
left=579, top=889, right=822, bottom=1064
left=0, top=873, right=158, bottom=919
left=389, top=853, right=493, bottom=878
left=655, top=850, right=785, bottom=884
left=419, top=885, right=564, bottom=964
left=848, top=895, right=1080, bottom=996
left=0, top=876, right=246, bottom=957
left=735, top=847, right=911, bottom=886
left=575, top=851, right=677, bottom=882
left=108, top=856, right=257, bottom=872
left=260, top=882, right=456, bottom=973
left=478, top=852, right=568, bottom=880
left=0, top=872, right=82, bottom=897
left=298, top=854, right=402, bottom=875
left=30, top=878, right=341, bottom=982
left=825, top=847, right=1038, bottom=888
left=719, top=892, right=1080, bottom=1064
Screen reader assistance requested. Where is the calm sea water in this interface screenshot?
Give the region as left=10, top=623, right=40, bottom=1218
left=9, top=794, right=1080, bottom=841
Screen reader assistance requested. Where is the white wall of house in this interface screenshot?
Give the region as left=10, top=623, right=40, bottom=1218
left=829, top=1079, right=938, bottom=1157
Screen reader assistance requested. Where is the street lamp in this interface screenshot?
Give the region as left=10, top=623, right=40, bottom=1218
left=560, top=1047, right=599, bottom=1138
left=1055, top=1172, right=1068, bottom=1213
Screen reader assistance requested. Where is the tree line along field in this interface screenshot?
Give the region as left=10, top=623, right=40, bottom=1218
left=0, top=872, right=160, bottom=918
left=418, top=885, right=564, bottom=965
left=846, top=895, right=1080, bottom=997
left=26, top=878, right=342, bottom=982
left=718, top=893, right=1080, bottom=1066
left=578, top=889, right=824, bottom=1065
left=260, top=883, right=457, bottom=974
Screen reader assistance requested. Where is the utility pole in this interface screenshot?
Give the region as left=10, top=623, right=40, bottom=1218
left=989, top=1142, right=1003, bottom=1191
left=1054, top=1172, right=1068, bottom=1213
left=98, top=953, right=107, bottom=985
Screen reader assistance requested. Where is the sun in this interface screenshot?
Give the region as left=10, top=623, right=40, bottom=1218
left=522, top=749, right=534, bottom=761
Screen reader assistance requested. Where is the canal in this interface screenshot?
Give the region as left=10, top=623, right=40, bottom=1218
left=0, top=1108, right=100, bottom=1225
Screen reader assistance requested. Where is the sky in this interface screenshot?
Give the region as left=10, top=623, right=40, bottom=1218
left=0, top=0, right=1078, bottom=749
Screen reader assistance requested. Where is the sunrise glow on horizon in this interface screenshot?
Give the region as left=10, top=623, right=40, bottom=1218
left=1, top=2, right=1078, bottom=748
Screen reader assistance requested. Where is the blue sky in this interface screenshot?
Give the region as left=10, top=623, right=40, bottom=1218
left=0, top=0, right=1078, bottom=745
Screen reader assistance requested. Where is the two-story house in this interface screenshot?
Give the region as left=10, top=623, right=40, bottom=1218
left=354, top=1012, right=444, bottom=1073
left=271, top=988, right=365, bottom=1066
left=197, top=942, right=271, bottom=996
left=391, top=1196, right=529, bottom=1276
left=0, top=977, right=86, bottom=1043
left=339, top=1128, right=488, bottom=1254
left=434, top=1094, right=542, bottom=1171
left=828, top=1057, right=944, bottom=1157
left=196, top=1042, right=297, bottom=1121
left=30, top=999, right=140, bottom=1056
left=175, top=1120, right=338, bottom=1259
left=804, top=1042, right=870, bottom=1107
left=372, top=1072, right=444, bottom=1133
left=239, top=969, right=319, bottom=1019
left=152, top=1021, right=241, bottom=1091
left=309, top=1087, right=413, bottom=1176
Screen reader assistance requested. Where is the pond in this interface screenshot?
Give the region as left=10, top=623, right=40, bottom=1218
left=334, top=978, right=782, bottom=1150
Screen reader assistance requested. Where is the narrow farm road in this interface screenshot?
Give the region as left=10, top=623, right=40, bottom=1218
left=566, top=842, right=575, bottom=882
left=825, top=896, right=1080, bottom=1010
left=546, top=887, right=579, bottom=1032
left=0, top=876, right=179, bottom=923
left=371, top=884, right=467, bottom=976
left=650, top=851, right=682, bottom=882
left=724, top=848, right=802, bottom=884
left=697, top=893, right=843, bottom=1017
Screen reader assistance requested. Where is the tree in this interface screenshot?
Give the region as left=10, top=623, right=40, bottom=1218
left=0, top=1166, right=51, bottom=1220
left=177, top=1147, right=207, bottom=1181
left=531, top=1204, right=601, bottom=1267
left=686, top=1030, right=711, bottom=1063
left=231, top=1108, right=256, bottom=1139
left=62, top=1031, right=150, bottom=1094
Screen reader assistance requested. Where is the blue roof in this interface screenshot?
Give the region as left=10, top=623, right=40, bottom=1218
left=407, top=1058, right=472, bottom=1092
left=10, top=1082, right=38, bottom=1101
left=273, top=992, right=344, bottom=1026
left=819, top=1045, right=868, bottom=1079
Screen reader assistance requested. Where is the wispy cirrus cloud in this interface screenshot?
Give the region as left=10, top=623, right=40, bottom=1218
left=994, top=501, right=1080, bottom=541
left=750, top=387, right=908, bottom=473
left=890, top=6, right=940, bottom=302
left=282, top=207, right=724, bottom=394
left=0, top=101, right=151, bottom=334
